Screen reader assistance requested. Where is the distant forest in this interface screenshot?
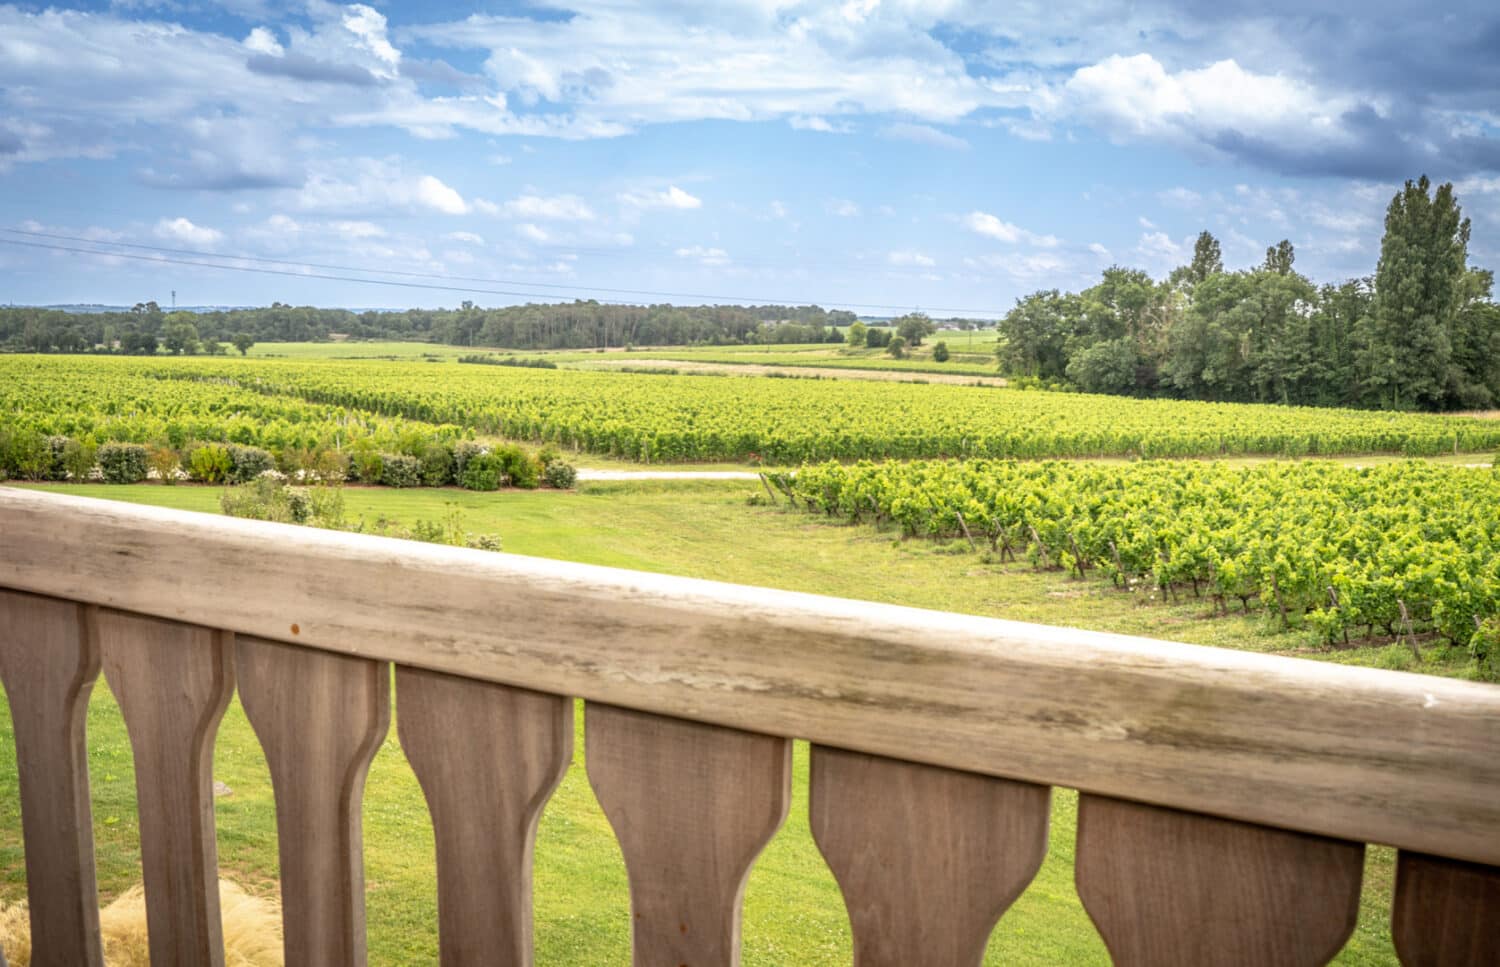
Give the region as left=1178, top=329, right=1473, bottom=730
left=0, top=301, right=863, bottom=354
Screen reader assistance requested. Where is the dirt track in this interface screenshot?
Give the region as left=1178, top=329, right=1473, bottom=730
left=582, top=358, right=1008, bottom=386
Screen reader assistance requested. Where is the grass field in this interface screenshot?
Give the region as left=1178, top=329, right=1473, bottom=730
left=0, top=480, right=1426, bottom=964
left=246, top=338, right=1005, bottom=377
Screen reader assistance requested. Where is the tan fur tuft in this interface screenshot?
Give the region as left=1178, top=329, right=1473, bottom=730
left=0, top=879, right=281, bottom=966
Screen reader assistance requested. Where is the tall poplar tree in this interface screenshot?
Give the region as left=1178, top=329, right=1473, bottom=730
left=1368, top=175, right=1470, bottom=409
left=1188, top=231, right=1224, bottom=284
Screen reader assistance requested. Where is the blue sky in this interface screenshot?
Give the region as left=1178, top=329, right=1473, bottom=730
left=1, top=0, right=1497, bottom=315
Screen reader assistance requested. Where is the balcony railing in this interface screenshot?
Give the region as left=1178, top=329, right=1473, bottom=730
left=0, top=486, right=1497, bottom=966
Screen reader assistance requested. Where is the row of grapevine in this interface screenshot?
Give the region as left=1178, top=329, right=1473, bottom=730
left=785, top=459, right=1500, bottom=665
left=0, top=356, right=468, bottom=463
left=93, top=354, right=1500, bottom=463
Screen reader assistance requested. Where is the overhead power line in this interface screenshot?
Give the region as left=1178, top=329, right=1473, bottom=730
left=1, top=227, right=1005, bottom=316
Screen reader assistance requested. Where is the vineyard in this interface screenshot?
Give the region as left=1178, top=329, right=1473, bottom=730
left=9, top=354, right=1491, bottom=463
left=0, top=356, right=577, bottom=490
left=783, top=458, right=1500, bottom=672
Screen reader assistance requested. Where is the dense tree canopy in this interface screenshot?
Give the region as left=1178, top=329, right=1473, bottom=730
left=996, top=177, right=1498, bottom=411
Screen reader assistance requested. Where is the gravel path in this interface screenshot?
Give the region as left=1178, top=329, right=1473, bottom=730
left=575, top=469, right=762, bottom=481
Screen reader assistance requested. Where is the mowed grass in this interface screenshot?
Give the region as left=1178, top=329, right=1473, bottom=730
left=0, top=481, right=1417, bottom=964
left=245, top=338, right=1006, bottom=376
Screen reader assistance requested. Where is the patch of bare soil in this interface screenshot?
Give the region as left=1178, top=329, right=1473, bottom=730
left=586, top=358, right=1009, bottom=386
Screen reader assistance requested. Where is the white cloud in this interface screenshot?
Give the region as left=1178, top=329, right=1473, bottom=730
left=331, top=220, right=386, bottom=238
left=879, top=122, right=970, bottom=151
left=1088, top=242, right=1111, bottom=258
left=408, top=5, right=1013, bottom=135
left=1158, top=187, right=1202, bottom=207
left=414, top=175, right=469, bottom=214
left=1138, top=216, right=1157, bottom=229
left=789, top=115, right=852, bottom=134
left=619, top=185, right=702, bottom=210
left=244, top=27, right=282, bottom=57
left=446, top=231, right=485, bottom=244
left=962, top=211, right=1059, bottom=247
left=517, top=223, right=550, bottom=242
left=292, top=160, right=469, bottom=215
left=501, top=193, right=596, bottom=221
left=339, top=4, right=400, bottom=76
left=487, top=153, right=513, bottom=166
left=964, top=251, right=1072, bottom=282
left=1456, top=177, right=1500, bottom=195
left=827, top=199, right=861, bottom=217
left=887, top=249, right=936, bottom=267
left=1057, top=54, right=1361, bottom=164
left=675, top=245, right=729, bottom=266
left=154, top=217, right=222, bottom=247
left=1136, top=230, right=1187, bottom=268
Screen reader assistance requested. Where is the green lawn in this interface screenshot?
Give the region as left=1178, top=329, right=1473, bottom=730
left=0, top=481, right=1421, bottom=963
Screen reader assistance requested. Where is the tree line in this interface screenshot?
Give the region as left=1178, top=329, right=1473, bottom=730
left=0, top=300, right=859, bottom=355
left=996, top=176, right=1499, bottom=411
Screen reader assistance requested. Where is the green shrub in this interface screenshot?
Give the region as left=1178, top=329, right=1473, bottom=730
left=228, top=445, right=276, bottom=483
left=543, top=461, right=577, bottom=489
left=537, top=444, right=561, bottom=468
left=97, top=443, right=149, bottom=483
left=494, top=443, right=541, bottom=489
left=419, top=443, right=455, bottom=486
left=307, top=448, right=349, bottom=483
left=453, top=441, right=485, bottom=480
left=3, top=429, right=50, bottom=480
left=188, top=443, right=233, bottom=483
left=220, top=477, right=310, bottom=524
left=306, top=485, right=346, bottom=528
left=147, top=445, right=179, bottom=484
left=62, top=438, right=98, bottom=481
left=1472, top=618, right=1500, bottom=681
left=461, top=451, right=505, bottom=491
left=44, top=436, right=72, bottom=480
left=380, top=453, right=422, bottom=488
left=932, top=341, right=950, bottom=363
left=349, top=448, right=383, bottom=484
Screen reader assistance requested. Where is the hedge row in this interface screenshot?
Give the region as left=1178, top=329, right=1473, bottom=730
left=0, top=427, right=576, bottom=490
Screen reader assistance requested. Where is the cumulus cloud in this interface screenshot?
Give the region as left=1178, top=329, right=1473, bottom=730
left=446, top=231, right=485, bottom=244
left=963, top=211, right=1060, bottom=247
left=155, top=217, right=223, bottom=247
left=244, top=27, right=282, bottom=56
left=827, top=199, right=861, bottom=217
left=619, top=185, right=702, bottom=210
left=675, top=245, right=730, bottom=266
left=1052, top=52, right=1442, bottom=179
left=888, top=250, right=936, bottom=267
left=292, top=159, right=469, bottom=215
left=3, top=1, right=1494, bottom=185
